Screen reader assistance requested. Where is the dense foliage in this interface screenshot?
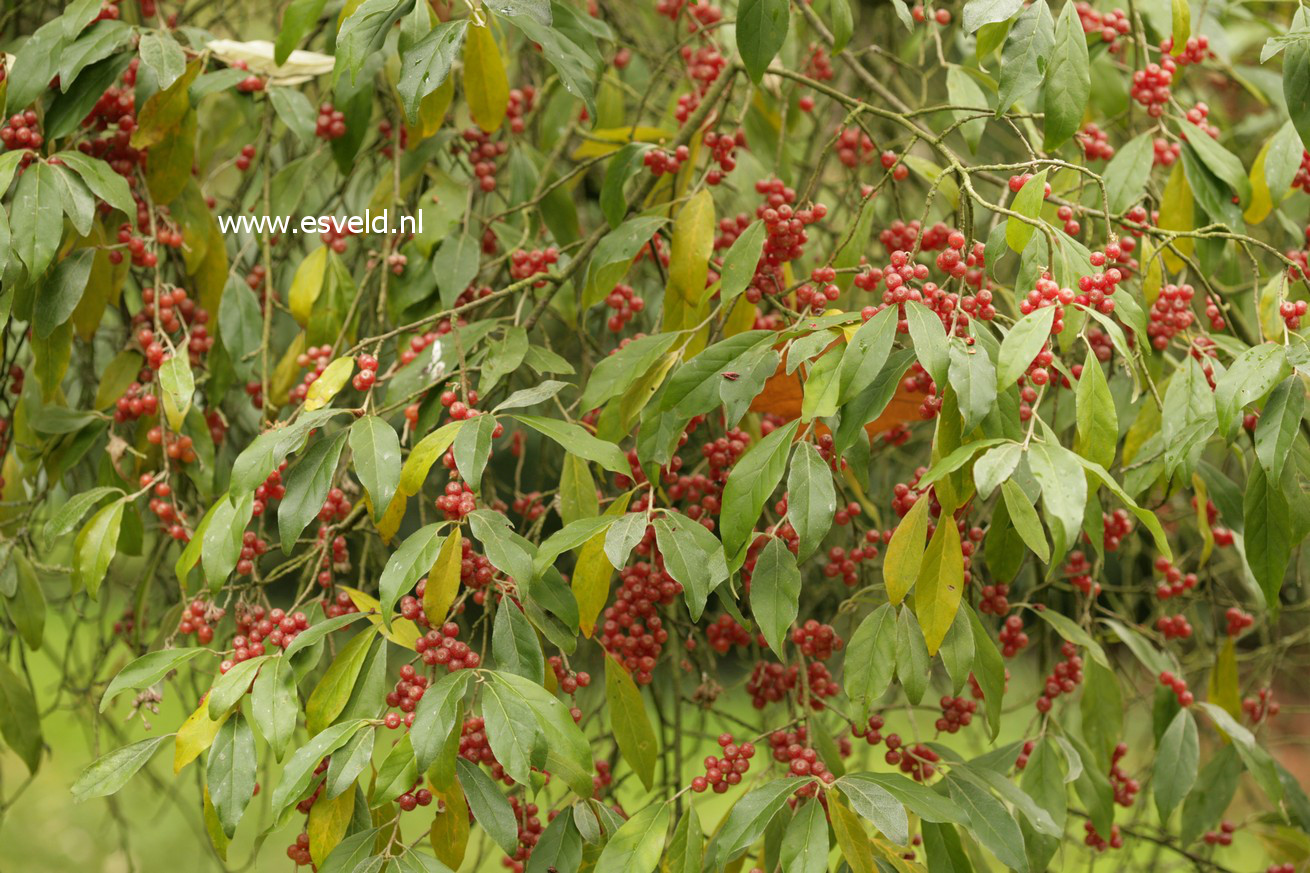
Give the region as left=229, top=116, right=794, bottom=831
left=2, top=0, right=1310, bottom=869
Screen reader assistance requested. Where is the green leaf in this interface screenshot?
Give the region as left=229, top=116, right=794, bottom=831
left=966, top=605, right=1006, bottom=739
left=652, top=512, right=729, bottom=621
left=903, top=301, right=949, bottom=385
left=379, top=523, right=445, bottom=624
left=138, top=31, right=186, bottom=90
left=350, top=416, right=401, bottom=522
left=71, top=734, right=171, bottom=801
left=581, top=332, right=681, bottom=410
left=411, top=670, right=472, bottom=774
left=11, top=162, right=63, bottom=279
left=488, top=671, right=594, bottom=797
left=451, top=411, right=495, bottom=493
left=513, top=414, right=629, bottom=475
left=270, top=720, right=368, bottom=823
left=751, top=537, right=801, bottom=657
left=207, top=713, right=257, bottom=838
left=780, top=800, right=828, bottom=873
left=660, top=331, right=774, bottom=418
left=304, top=629, right=377, bottom=733
left=599, top=143, right=655, bottom=229
left=1154, top=708, right=1199, bottom=820
left=895, top=606, right=931, bottom=705
left=1196, top=702, right=1282, bottom=806
left=1080, top=660, right=1123, bottom=766
left=595, top=801, right=669, bottom=873
left=1006, top=170, right=1049, bottom=253
left=1244, top=462, right=1292, bottom=608
left=838, top=772, right=966, bottom=823
left=336, top=0, right=411, bottom=84
left=583, top=216, right=669, bottom=307
left=996, top=306, right=1055, bottom=388
left=456, top=757, right=519, bottom=855
left=275, top=0, right=329, bottom=63
left=973, top=443, right=1022, bottom=499
left=1215, top=343, right=1289, bottom=440
left=947, top=65, right=989, bottom=152
left=885, top=494, right=931, bottom=604
left=1042, top=1, right=1090, bottom=149
left=947, top=342, right=997, bottom=431
left=995, top=0, right=1055, bottom=113
left=279, top=431, right=348, bottom=553
left=398, top=20, right=468, bottom=121
left=480, top=675, right=545, bottom=786
left=74, top=500, right=124, bottom=599
left=837, top=777, right=910, bottom=845
left=785, top=442, right=835, bottom=562
left=492, top=599, right=545, bottom=684
left=711, top=780, right=797, bottom=866
left=946, top=775, right=1029, bottom=873
left=737, top=0, right=789, bottom=82
left=101, top=648, right=211, bottom=712
left=1104, top=131, right=1155, bottom=212
left=838, top=305, right=898, bottom=404
left=605, top=654, right=658, bottom=791
left=1032, top=607, right=1110, bottom=668
left=963, top=0, right=1024, bottom=32
left=719, top=220, right=767, bottom=304
left=844, top=604, right=897, bottom=718
left=914, top=519, right=965, bottom=655
left=34, top=248, right=93, bottom=339
left=250, top=657, right=298, bottom=761
left=0, top=659, right=43, bottom=774
left=1026, top=442, right=1084, bottom=560
left=1074, top=352, right=1117, bottom=468
left=1255, top=378, right=1304, bottom=480
left=1186, top=128, right=1251, bottom=205
left=720, top=419, right=798, bottom=565
left=1180, top=745, right=1242, bottom=845
left=504, top=12, right=598, bottom=119
left=468, top=510, right=536, bottom=584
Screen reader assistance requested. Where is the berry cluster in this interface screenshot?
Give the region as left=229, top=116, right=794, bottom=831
left=600, top=561, right=678, bottom=684
left=1225, top=607, right=1254, bottom=637
left=1102, top=509, right=1133, bottom=551
left=412, top=620, right=482, bottom=671
left=643, top=144, right=690, bottom=177
left=1147, top=283, right=1196, bottom=349
left=1244, top=687, right=1279, bottom=723
left=703, top=129, right=743, bottom=184
left=509, top=247, right=560, bottom=286
left=1109, top=742, right=1140, bottom=807
left=604, top=283, right=646, bottom=332
left=177, top=599, right=224, bottom=644
left=548, top=656, right=592, bottom=696
left=1158, top=670, right=1194, bottom=706
left=746, top=659, right=839, bottom=709
left=252, top=464, right=288, bottom=517
left=789, top=620, right=843, bottom=659
left=1035, top=641, right=1084, bottom=713
left=1203, top=821, right=1236, bottom=846
left=690, top=733, right=754, bottom=793
left=317, top=488, right=352, bottom=524
left=459, top=127, right=509, bottom=192
left=1153, top=556, right=1198, bottom=599
left=235, top=531, right=269, bottom=576
left=935, top=695, right=978, bottom=733
left=768, top=727, right=838, bottom=792
left=706, top=614, right=753, bottom=653
left=852, top=713, right=888, bottom=746
left=315, top=103, right=347, bottom=140
left=979, top=582, right=1012, bottom=616
left=382, top=663, right=429, bottom=727
left=113, top=381, right=159, bottom=423
left=1065, top=550, right=1101, bottom=596
left=998, top=615, right=1030, bottom=657
left=1156, top=614, right=1193, bottom=639
left=1076, top=4, right=1130, bottom=51
left=0, top=110, right=43, bottom=156
left=741, top=179, right=826, bottom=302
left=1084, top=821, right=1124, bottom=851
left=352, top=354, right=379, bottom=392
left=289, top=344, right=337, bottom=403
left=1131, top=61, right=1176, bottom=117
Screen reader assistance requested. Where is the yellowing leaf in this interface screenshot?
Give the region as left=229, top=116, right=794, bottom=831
left=605, top=654, right=658, bottom=790
left=1158, top=162, right=1194, bottom=272
left=175, top=693, right=230, bottom=773
left=410, top=74, right=454, bottom=141
left=340, top=586, right=421, bottom=650
left=271, top=332, right=309, bottom=407
left=914, top=520, right=965, bottom=655
left=1244, top=137, right=1274, bottom=224
left=304, top=357, right=354, bottom=411
left=423, top=529, right=463, bottom=626
left=570, top=127, right=676, bottom=159
left=663, top=189, right=716, bottom=335
left=430, top=783, right=470, bottom=869
left=308, top=783, right=354, bottom=865
left=1208, top=637, right=1241, bottom=720
left=573, top=492, right=634, bottom=636
left=462, top=19, right=508, bottom=133
left=289, top=246, right=329, bottom=327
left=884, top=496, right=931, bottom=604
left=829, top=795, right=877, bottom=873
